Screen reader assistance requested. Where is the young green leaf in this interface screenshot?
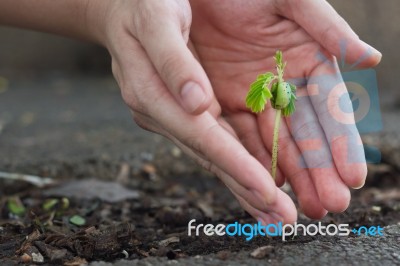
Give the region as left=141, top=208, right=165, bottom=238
left=274, top=50, right=286, bottom=81
left=282, top=95, right=296, bottom=116
left=7, top=197, right=26, bottom=216
left=42, top=198, right=59, bottom=211
left=282, top=83, right=297, bottom=116
left=245, top=72, right=274, bottom=113
left=274, top=51, right=282, bottom=66
left=69, top=215, right=86, bottom=226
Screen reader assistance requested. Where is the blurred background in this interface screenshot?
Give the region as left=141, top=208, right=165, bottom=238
left=0, top=0, right=398, bottom=102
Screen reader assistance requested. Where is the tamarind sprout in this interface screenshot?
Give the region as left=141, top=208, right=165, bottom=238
left=271, top=81, right=292, bottom=110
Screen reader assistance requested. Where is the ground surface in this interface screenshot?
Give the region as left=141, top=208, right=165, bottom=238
left=0, top=77, right=399, bottom=266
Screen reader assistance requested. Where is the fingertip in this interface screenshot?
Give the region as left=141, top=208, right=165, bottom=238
left=282, top=210, right=298, bottom=225
left=371, top=50, right=383, bottom=66
left=265, top=190, right=298, bottom=225
left=276, top=178, right=285, bottom=188
left=353, top=40, right=382, bottom=68
left=297, top=188, right=328, bottom=219
left=347, top=163, right=367, bottom=189
left=301, top=205, right=328, bottom=220
left=277, top=192, right=298, bottom=225
left=320, top=187, right=351, bottom=213
left=330, top=136, right=368, bottom=189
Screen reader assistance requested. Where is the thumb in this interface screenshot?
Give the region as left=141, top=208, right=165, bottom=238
left=284, top=0, right=382, bottom=67
left=134, top=9, right=213, bottom=115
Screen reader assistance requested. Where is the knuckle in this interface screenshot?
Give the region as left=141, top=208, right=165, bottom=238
left=184, top=123, right=222, bottom=158
left=251, top=147, right=269, bottom=162
left=110, top=60, right=145, bottom=112
left=134, top=0, right=179, bottom=38
left=320, top=17, right=351, bottom=49
left=287, top=167, right=309, bottom=182
left=132, top=112, right=146, bottom=128
left=239, top=193, right=252, bottom=206
left=132, top=112, right=154, bottom=133
left=185, top=135, right=205, bottom=157
left=315, top=90, right=340, bottom=115
left=119, top=73, right=163, bottom=115
left=308, top=156, right=332, bottom=169
left=159, top=52, right=186, bottom=87
left=198, top=160, right=214, bottom=173
left=111, top=60, right=120, bottom=81
left=293, top=120, right=321, bottom=140
left=236, top=197, right=247, bottom=211
left=133, top=1, right=156, bottom=38
left=120, top=85, right=145, bottom=112
left=277, top=133, right=292, bottom=154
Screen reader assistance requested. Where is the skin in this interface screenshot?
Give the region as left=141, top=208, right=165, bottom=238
left=189, top=0, right=381, bottom=221
left=0, top=0, right=381, bottom=225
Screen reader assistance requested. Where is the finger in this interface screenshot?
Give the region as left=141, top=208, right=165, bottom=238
left=166, top=132, right=296, bottom=224
left=231, top=189, right=297, bottom=225
left=283, top=0, right=381, bottom=67
left=289, top=87, right=350, bottom=213
left=131, top=110, right=292, bottom=220
left=308, top=62, right=367, bottom=189
left=134, top=2, right=213, bottom=114
left=226, top=112, right=285, bottom=187
left=165, top=131, right=277, bottom=213
left=172, top=115, right=278, bottom=206
left=258, top=107, right=329, bottom=217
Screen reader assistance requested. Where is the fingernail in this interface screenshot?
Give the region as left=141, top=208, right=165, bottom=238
left=256, top=216, right=266, bottom=226
left=352, top=179, right=365, bottom=190
left=180, top=81, right=206, bottom=113
left=362, top=40, right=382, bottom=59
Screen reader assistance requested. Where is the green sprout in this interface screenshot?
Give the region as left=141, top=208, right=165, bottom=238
left=245, top=50, right=297, bottom=180
left=7, top=197, right=26, bottom=216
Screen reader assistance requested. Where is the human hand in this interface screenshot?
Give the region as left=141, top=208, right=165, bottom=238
left=100, top=0, right=297, bottom=224
left=189, top=0, right=381, bottom=219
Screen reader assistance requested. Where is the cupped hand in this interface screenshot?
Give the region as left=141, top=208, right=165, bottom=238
left=189, top=0, right=381, bottom=219
left=102, top=0, right=297, bottom=225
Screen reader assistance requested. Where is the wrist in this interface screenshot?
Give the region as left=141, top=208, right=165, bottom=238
left=84, top=0, right=116, bottom=46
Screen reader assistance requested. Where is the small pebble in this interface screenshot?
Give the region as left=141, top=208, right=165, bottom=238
left=20, top=253, right=32, bottom=263
left=371, top=206, right=381, bottom=212
left=159, top=236, right=180, bottom=247
left=216, top=250, right=231, bottom=260
left=250, top=245, right=274, bottom=259
left=31, top=252, right=44, bottom=263
left=171, top=147, right=182, bottom=158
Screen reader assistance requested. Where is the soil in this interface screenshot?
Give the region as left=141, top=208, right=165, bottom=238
left=0, top=77, right=399, bottom=266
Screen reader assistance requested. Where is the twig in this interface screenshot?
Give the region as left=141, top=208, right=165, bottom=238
left=0, top=171, right=54, bottom=187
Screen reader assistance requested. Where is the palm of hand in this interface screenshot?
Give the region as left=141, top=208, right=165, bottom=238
left=189, top=0, right=365, bottom=219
